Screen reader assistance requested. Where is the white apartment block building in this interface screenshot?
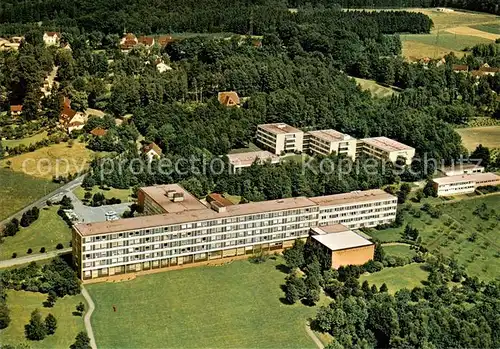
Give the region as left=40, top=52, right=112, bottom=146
left=432, top=172, right=500, bottom=197
left=356, top=137, right=415, bottom=165
left=72, top=185, right=397, bottom=280
left=304, top=129, right=357, bottom=159
left=256, top=123, right=304, bottom=155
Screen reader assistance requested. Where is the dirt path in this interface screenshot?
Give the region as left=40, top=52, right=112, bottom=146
left=81, top=286, right=97, bottom=349
left=305, top=322, right=324, bottom=349
left=382, top=242, right=412, bottom=247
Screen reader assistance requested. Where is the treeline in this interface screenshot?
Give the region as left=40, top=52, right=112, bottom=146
left=0, top=0, right=432, bottom=35
left=290, top=0, right=500, bottom=15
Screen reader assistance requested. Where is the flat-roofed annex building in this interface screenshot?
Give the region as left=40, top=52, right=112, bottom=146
left=304, top=129, right=357, bottom=159
left=72, top=186, right=397, bottom=280
left=357, top=137, right=415, bottom=165
left=438, top=164, right=485, bottom=177
left=256, top=123, right=304, bottom=155
left=226, top=150, right=280, bottom=172
left=432, top=172, right=500, bottom=196
left=310, top=224, right=374, bottom=269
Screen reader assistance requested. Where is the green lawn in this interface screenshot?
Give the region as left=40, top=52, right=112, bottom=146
left=368, top=195, right=500, bottom=281
left=470, top=24, right=500, bottom=35
left=383, top=244, right=417, bottom=259
left=353, top=77, right=398, bottom=98
left=87, top=258, right=324, bottom=349
left=228, top=142, right=261, bottom=154
left=360, top=264, right=429, bottom=294
left=0, top=206, right=72, bottom=260
left=2, top=131, right=48, bottom=148
left=73, top=185, right=134, bottom=203
left=0, top=290, right=86, bottom=349
left=0, top=168, right=60, bottom=221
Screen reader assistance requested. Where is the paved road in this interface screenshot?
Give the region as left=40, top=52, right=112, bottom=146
left=82, top=286, right=98, bottom=349
left=0, top=248, right=71, bottom=268
left=0, top=175, right=84, bottom=228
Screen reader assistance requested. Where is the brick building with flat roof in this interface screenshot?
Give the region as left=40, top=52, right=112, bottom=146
left=73, top=185, right=397, bottom=281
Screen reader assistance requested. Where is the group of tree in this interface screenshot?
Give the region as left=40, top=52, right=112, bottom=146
left=0, top=287, right=10, bottom=330
left=20, top=206, right=40, bottom=227
left=24, top=309, right=57, bottom=340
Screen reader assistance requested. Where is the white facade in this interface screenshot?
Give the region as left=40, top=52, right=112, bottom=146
left=357, top=137, right=415, bottom=165
left=43, top=33, right=60, bottom=46
left=433, top=172, right=500, bottom=197
left=73, top=187, right=398, bottom=280
left=305, top=129, right=357, bottom=159
left=256, top=123, right=304, bottom=155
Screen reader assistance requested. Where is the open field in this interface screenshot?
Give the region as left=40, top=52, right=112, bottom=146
left=0, top=168, right=60, bottom=221
left=2, top=131, right=48, bottom=148
left=471, top=23, right=500, bottom=35
left=400, top=8, right=500, bottom=59
left=368, top=195, right=500, bottom=281
left=0, top=206, right=72, bottom=260
left=1, top=141, right=95, bottom=179
left=455, top=126, right=500, bottom=151
left=353, top=77, right=398, bottom=98
left=360, top=264, right=428, bottom=294
left=0, top=290, right=86, bottom=349
left=73, top=185, right=134, bottom=203
left=87, top=258, right=326, bottom=349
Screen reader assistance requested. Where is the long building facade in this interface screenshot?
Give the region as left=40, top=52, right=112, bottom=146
left=72, top=185, right=397, bottom=280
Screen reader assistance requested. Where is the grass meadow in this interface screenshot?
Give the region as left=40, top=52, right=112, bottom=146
left=2, top=131, right=49, bottom=148
left=455, top=126, right=500, bottom=151
left=353, top=77, right=399, bottom=98
left=0, top=167, right=60, bottom=221
left=87, top=257, right=327, bottom=349
left=360, top=264, right=429, bottom=294
left=470, top=23, right=500, bottom=35
left=0, top=206, right=72, bottom=260
left=0, top=290, right=86, bottom=349
left=368, top=195, right=500, bottom=281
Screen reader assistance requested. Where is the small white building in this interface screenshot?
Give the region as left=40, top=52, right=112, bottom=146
left=226, top=150, right=280, bottom=173
left=142, top=142, right=162, bottom=162
left=439, top=164, right=485, bottom=177
left=43, top=32, right=60, bottom=46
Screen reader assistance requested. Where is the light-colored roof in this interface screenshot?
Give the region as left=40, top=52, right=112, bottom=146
left=226, top=151, right=280, bottom=167
left=74, top=196, right=316, bottom=237
left=360, top=137, right=414, bottom=152
left=312, top=230, right=373, bottom=251
left=311, top=224, right=350, bottom=234
left=307, top=129, right=353, bottom=143
left=432, top=172, right=500, bottom=185
left=139, top=184, right=207, bottom=213
left=440, top=164, right=484, bottom=173
left=309, top=189, right=395, bottom=207
left=218, top=91, right=240, bottom=106
left=143, top=142, right=162, bottom=155
left=258, top=123, right=303, bottom=135
left=85, top=108, right=105, bottom=118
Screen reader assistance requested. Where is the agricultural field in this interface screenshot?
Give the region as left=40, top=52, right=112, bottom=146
left=401, top=8, right=500, bottom=59
left=353, top=77, right=399, bottom=98
left=0, top=168, right=60, bottom=221
left=0, top=206, right=72, bottom=261
left=73, top=185, right=134, bottom=203
left=455, top=126, right=500, bottom=151
left=360, top=264, right=429, bottom=294
left=1, top=290, right=86, bottom=349
left=368, top=195, right=500, bottom=281
left=1, top=141, right=96, bottom=180
left=87, top=257, right=328, bottom=349
left=2, top=131, right=49, bottom=148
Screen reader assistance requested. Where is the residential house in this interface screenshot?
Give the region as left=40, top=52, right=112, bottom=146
left=90, top=127, right=108, bottom=137
left=120, top=33, right=138, bottom=51
left=478, top=64, right=500, bottom=76
left=217, top=91, right=240, bottom=107
left=10, top=105, right=23, bottom=116
left=138, top=36, right=155, bottom=47
left=452, top=64, right=469, bottom=73
left=143, top=142, right=162, bottom=161
left=43, top=32, right=60, bottom=46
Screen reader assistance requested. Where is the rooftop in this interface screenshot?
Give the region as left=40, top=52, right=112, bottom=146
left=439, top=164, right=484, bottom=173
left=309, top=189, right=395, bottom=207
left=139, top=184, right=207, bottom=213
left=306, top=129, right=353, bottom=143
left=226, top=151, right=280, bottom=167
left=258, top=123, right=303, bottom=135
left=312, top=230, right=373, bottom=251
left=218, top=91, right=240, bottom=106
left=310, top=224, right=350, bottom=235
left=74, top=196, right=316, bottom=237
left=432, top=172, right=500, bottom=185
left=360, top=137, right=414, bottom=152
left=207, top=193, right=234, bottom=207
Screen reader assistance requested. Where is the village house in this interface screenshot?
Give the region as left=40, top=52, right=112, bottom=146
left=218, top=91, right=240, bottom=107
left=143, top=142, right=162, bottom=161
left=43, top=32, right=61, bottom=46
left=138, top=36, right=155, bottom=47
left=120, top=33, right=138, bottom=51
left=452, top=64, right=469, bottom=73
left=157, top=35, right=174, bottom=47
left=10, top=105, right=23, bottom=116
left=90, top=127, right=108, bottom=137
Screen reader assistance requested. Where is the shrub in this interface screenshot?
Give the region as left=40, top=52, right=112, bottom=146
left=12, top=252, right=17, bottom=258
left=27, top=248, right=33, bottom=254
left=56, top=243, right=64, bottom=250
left=40, top=247, right=46, bottom=253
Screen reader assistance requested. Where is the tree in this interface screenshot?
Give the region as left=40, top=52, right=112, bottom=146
left=76, top=302, right=85, bottom=315
left=0, top=303, right=11, bottom=329
left=379, top=283, right=388, bottom=293
left=374, top=243, right=385, bottom=262
left=284, top=273, right=306, bottom=304
left=45, top=291, right=57, bottom=308
left=70, top=331, right=91, bottom=349
left=44, top=313, right=57, bottom=335
left=24, top=309, right=47, bottom=340
left=423, top=179, right=437, bottom=197
left=283, top=239, right=305, bottom=270
left=471, top=144, right=490, bottom=168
